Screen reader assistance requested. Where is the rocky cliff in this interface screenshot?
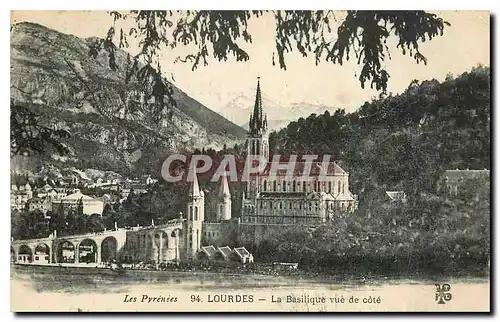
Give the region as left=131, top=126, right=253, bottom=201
left=10, top=22, right=246, bottom=176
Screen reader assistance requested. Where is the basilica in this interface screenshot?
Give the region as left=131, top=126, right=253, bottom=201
left=240, top=79, right=358, bottom=226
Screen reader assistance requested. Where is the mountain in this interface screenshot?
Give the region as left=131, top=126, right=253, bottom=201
left=220, top=93, right=340, bottom=131
left=10, top=22, right=246, bottom=176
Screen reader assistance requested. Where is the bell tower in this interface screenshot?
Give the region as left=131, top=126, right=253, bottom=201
left=185, top=171, right=204, bottom=260
left=245, top=77, right=269, bottom=198
left=216, top=173, right=232, bottom=221
left=247, top=77, right=269, bottom=160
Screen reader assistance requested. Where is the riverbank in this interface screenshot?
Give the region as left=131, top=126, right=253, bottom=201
left=11, top=263, right=489, bottom=294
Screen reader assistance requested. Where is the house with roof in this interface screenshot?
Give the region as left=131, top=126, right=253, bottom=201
left=196, top=245, right=217, bottom=261
left=213, top=246, right=233, bottom=261
left=27, top=196, right=53, bottom=214
left=385, top=191, right=407, bottom=203
left=196, top=245, right=254, bottom=264
left=10, top=174, right=33, bottom=211
left=437, top=169, right=490, bottom=197
left=52, top=190, right=104, bottom=215
left=231, top=247, right=254, bottom=264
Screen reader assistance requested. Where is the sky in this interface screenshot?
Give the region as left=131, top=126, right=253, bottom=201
left=11, top=10, right=490, bottom=114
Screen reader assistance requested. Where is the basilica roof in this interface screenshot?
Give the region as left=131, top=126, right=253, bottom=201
left=258, top=161, right=347, bottom=177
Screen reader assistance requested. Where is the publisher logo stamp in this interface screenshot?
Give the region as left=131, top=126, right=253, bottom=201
left=435, top=284, right=452, bottom=304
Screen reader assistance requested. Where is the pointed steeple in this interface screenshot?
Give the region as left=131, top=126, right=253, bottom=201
left=249, top=112, right=254, bottom=132
left=250, top=77, right=264, bottom=133
left=218, top=172, right=231, bottom=198
left=189, top=168, right=201, bottom=197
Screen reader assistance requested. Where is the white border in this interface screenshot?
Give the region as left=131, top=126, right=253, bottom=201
left=1, top=1, right=497, bottom=321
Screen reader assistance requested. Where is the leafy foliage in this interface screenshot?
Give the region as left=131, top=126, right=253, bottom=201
left=10, top=99, right=70, bottom=157
left=257, top=66, right=491, bottom=275
left=270, top=65, right=490, bottom=194
left=103, top=11, right=448, bottom=92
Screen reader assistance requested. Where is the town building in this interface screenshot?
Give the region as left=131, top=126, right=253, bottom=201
left=27, top=196, right=53, bottom=214
left=10, top=174, right=33, bottom=211
left=437, top=169, right=490, bottom=196
left=52, top=190, right=104, bottom=215
left=12, top=172, right=253, bottom=267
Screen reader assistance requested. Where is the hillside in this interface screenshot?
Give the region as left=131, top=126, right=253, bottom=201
left=269, top=66, right=491, bottom=196
left=10, top=22, right=246, bottom=176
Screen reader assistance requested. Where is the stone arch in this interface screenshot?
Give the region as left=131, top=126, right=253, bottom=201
left=154, top=231, right=169, bottom=249
left=101, top=236, right=118, bottom=263
left=34, top=243, right=50, bottom=264
left=18, top=244, right=33, bottom=263
left=57, top=240, right=75, bottom=263
left=79, top=239, right=98, bottom=263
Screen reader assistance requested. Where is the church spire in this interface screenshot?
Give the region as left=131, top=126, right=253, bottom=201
left=218, top=172, right=231, bottom=198
left=189, top=167, right=201, bottom=197
left=250, top=77, right=264, bottom=133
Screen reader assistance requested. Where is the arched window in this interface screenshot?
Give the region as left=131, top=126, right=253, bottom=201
left=270, top=201, right=273, bottom=209
left=328, top=181, right=332, bottom=193
left=338, top=181, right=341, bottom=194
left=282, top=180, right=286, bottom=192
left=256, top=140, right=260, bottom=155
left=279, top=202, right=282, bottom=210
left=273, top=181, right=277, bottom=191
left=263, top=180, right=267, bottom=191
left=303, top=182, right=306, bottom=192
left=194, top=206, right=198, bottom=221
left=293, top=180, right=296, bottom=192
left=189, top=206, right=193, bottom=221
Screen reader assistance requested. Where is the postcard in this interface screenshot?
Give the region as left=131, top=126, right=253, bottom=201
left=10, top=10, right=490, bottom=312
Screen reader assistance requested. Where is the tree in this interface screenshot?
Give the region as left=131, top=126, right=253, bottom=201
left=96, top=10, right=448, bottom=123
left=10, top=99, right=70, bottom=157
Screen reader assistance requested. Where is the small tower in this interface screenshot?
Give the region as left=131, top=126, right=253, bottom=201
left=217, top=173, right=232, bottom=221
left=184, top=171, right=204, bottom=260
